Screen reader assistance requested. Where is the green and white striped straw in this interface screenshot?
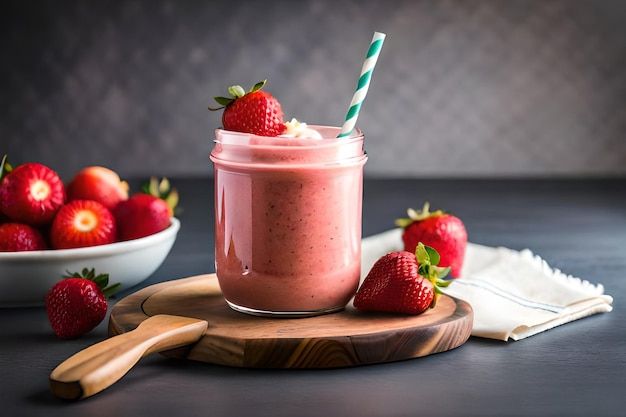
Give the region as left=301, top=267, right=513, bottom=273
left=338, top=31, right=386, bottom=138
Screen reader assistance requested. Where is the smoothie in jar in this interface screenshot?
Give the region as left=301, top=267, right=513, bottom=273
left=210, top=126, right=367, bottom=317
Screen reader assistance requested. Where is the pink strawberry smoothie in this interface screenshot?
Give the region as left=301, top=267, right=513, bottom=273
left=210, top=126, right=367, bottom=316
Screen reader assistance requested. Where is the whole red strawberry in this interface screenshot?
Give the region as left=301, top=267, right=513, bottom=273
left=210, top=79, right=285, bottom=137
left=141, top=176, right=179, bottom=217
left=0, top=222, right=48, bottom=251
left=0, top=162, right=66, bottom=225
left=50, top=200, right=117, bottom=249
left=45, top=268, right=121, bottom=339
left=66, top=166, right=129, bottom=210
left=396, top=202, right=467, bottom=278
left=354, top=244, right=451, bottom=315
left=114, top=193, right=171, bottom=241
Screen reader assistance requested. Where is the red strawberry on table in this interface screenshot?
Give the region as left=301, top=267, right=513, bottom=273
left=395, top=202, right=467, bottom=278
left=210, top=79, right=286, bottom=137
left=66, top=166, right=129, bottom=211
left=46, top=268, right=121, bottom=339
left=50, top=200, right=117, bottom=249
left=114, top=193, right=171, bottom=241
left=0, top=222, right=48, bottom=251
left=354, top=244, right=451, bottom=315
left=0, top=162, right=66, bottom=225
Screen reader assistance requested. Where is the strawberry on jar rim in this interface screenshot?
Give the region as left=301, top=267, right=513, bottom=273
left=395, top=202, right=467, bottom=278
left=210, top=79, right=286, bottom=137
left=0, top=162, right=66, bottom=225
left=354, top=243, right=451, bottom=315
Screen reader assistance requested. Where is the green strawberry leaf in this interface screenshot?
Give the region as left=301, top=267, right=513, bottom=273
left=0, top=154, right=13, bottom=181
left=394, top=202, right=445, bottom=228
left=141, top=176, right=180, bottom=216
left=212, top=97, right=232, bottom=107
left=249, top=79, right=267, bottom=93
left=424, top=245, right=441, bottom=266
left=63, top=268, right=121, bottom=298
left=102, top=282, right=122, bottom=298
left=394, top=218, right=413, bottom=228
left=433, top=266, right=451, bottom=280
left=415, top=242, right=452, bottom=299
left=93, top=272, right=109, bottom=288
left=210, top=80, right=269, bottom=111
left=415, top=242, right=431, bottom=266
left=84, top=267, right=95, bottom=280
left=413, top=242, right=454, bottom=308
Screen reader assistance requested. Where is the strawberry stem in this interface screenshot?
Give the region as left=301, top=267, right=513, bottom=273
left=228, top=85, right=246, bottom=98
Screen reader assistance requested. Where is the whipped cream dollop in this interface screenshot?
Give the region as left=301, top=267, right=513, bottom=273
left=281, top=118, right=323, bottom=139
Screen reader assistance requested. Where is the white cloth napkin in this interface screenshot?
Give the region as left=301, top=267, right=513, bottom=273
left=361, top=228, right=614, bottom=341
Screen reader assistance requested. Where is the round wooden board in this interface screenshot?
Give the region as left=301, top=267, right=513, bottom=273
left=109, top=274, right=473, bottom=369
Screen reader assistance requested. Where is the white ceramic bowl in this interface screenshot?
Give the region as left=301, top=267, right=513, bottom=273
left=0, top=217, right=180, bottom=307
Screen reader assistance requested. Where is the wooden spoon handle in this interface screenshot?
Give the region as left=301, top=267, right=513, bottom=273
left=49, top=314, right=208, bottom=400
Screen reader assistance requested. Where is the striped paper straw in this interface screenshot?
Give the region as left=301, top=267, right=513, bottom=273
left=338, top=31, right=386, bottom=138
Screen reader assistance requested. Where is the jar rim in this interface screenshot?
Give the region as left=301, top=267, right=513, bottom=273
left=215, top=125, right=364, bottom=148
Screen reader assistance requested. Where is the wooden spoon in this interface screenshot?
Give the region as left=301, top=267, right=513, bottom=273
left=49, top=314, right=208, bottom=400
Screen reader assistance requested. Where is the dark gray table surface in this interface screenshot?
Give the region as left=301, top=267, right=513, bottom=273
left=1, top=178, right=625, bottom=417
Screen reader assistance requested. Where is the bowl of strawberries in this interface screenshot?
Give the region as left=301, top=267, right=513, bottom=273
left=0, top=157, right=181, bottom=307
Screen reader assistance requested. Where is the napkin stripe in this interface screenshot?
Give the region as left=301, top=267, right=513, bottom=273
left=451, top=278, right=564, bottom=314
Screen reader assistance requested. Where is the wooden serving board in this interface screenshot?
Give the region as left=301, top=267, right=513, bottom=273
left=109, top=274, right=473, bottom=369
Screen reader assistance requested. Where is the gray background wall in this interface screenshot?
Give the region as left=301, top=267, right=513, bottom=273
left=2, top=0, right=625, bottom=180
